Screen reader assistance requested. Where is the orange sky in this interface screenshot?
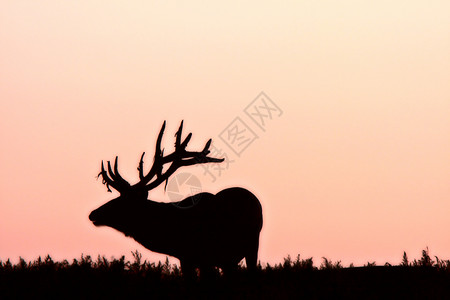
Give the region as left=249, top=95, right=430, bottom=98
left=1, top=1, right=449, bottom=266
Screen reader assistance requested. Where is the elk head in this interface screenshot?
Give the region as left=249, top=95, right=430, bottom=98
left=89, top=121, right=224, bottom=229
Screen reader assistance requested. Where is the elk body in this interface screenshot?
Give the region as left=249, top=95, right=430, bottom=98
left=89, top=121, right=263, bottom=277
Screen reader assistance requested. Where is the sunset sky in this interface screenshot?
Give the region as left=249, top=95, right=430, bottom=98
left=1, top=1, right=449, bottom=267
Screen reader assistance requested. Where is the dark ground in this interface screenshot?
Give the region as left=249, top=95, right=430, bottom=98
left=1, top=251, right=450, bottom=299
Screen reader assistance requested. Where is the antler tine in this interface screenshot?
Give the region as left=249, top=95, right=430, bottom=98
left=107, top=160, right=117, bottom=181
left=100, top=157, right=130, bottom=193
left=162, top=120, right=192, bottom=162
left=155, top=121, right=166, bottom=158
left=154, top=122, right=166, bottom=178
left=182, top=156, right=225, bottom=166
left=98, top=161, right=115, bottom=193
left=185, top=138, right=224, bottom=164
left=112, top=156, right=129, bottom=186
left=138, top=152, right=145, bottom=180
left=174, top=120, right=183, bottom=149
left=136, top=121, right=166, bottom=186
left=180, top=132, right=192, bottom=149
left=202, top=139, right=212, bottom=155
left=174, top=120, right=194, bottom=151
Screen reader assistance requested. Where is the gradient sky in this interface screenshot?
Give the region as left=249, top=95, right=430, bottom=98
left=1, top=1, right=449, bottom=266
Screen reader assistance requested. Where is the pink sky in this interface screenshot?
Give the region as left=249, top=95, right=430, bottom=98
left=1, top=1, right=449, bottom=266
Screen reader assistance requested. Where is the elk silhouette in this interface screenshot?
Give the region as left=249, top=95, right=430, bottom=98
left=89, top=121, right=263, bottom=278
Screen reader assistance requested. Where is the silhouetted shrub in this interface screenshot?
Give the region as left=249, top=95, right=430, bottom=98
left=320, top=257, right=342, bottom=269
left=2, top=249, right=450, bottom=299
left=401, top=251, right=409, bottom=266
left=417, top=247, right=433, bottom=267
left=365, top=261, right=376, bottom=267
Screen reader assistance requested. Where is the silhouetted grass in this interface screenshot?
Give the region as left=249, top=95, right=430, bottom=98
left=1, top=248, right=450, bottom=299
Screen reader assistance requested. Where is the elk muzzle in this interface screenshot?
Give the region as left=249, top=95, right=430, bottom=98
left=89, top=210, right=101, bottom=226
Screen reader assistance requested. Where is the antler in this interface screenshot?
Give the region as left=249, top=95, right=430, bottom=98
left=97, top=156, right=131, bottom=192
left=98, top=121, right=224, bottom=194
left=136, top=120, right=224, bottom=191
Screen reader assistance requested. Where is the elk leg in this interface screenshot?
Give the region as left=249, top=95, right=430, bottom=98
left=180, top=260, right=197, bottom=281
left=221, top=263, right=238, bottom=278
left=245, top=233, right=260, bottom=272
left=199, top=265, right=216, bottom=281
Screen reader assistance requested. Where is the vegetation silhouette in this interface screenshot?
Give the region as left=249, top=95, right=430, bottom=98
left=2, top=249, right=450, bottom=298
left=89, top=121, right=263, bottom=279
